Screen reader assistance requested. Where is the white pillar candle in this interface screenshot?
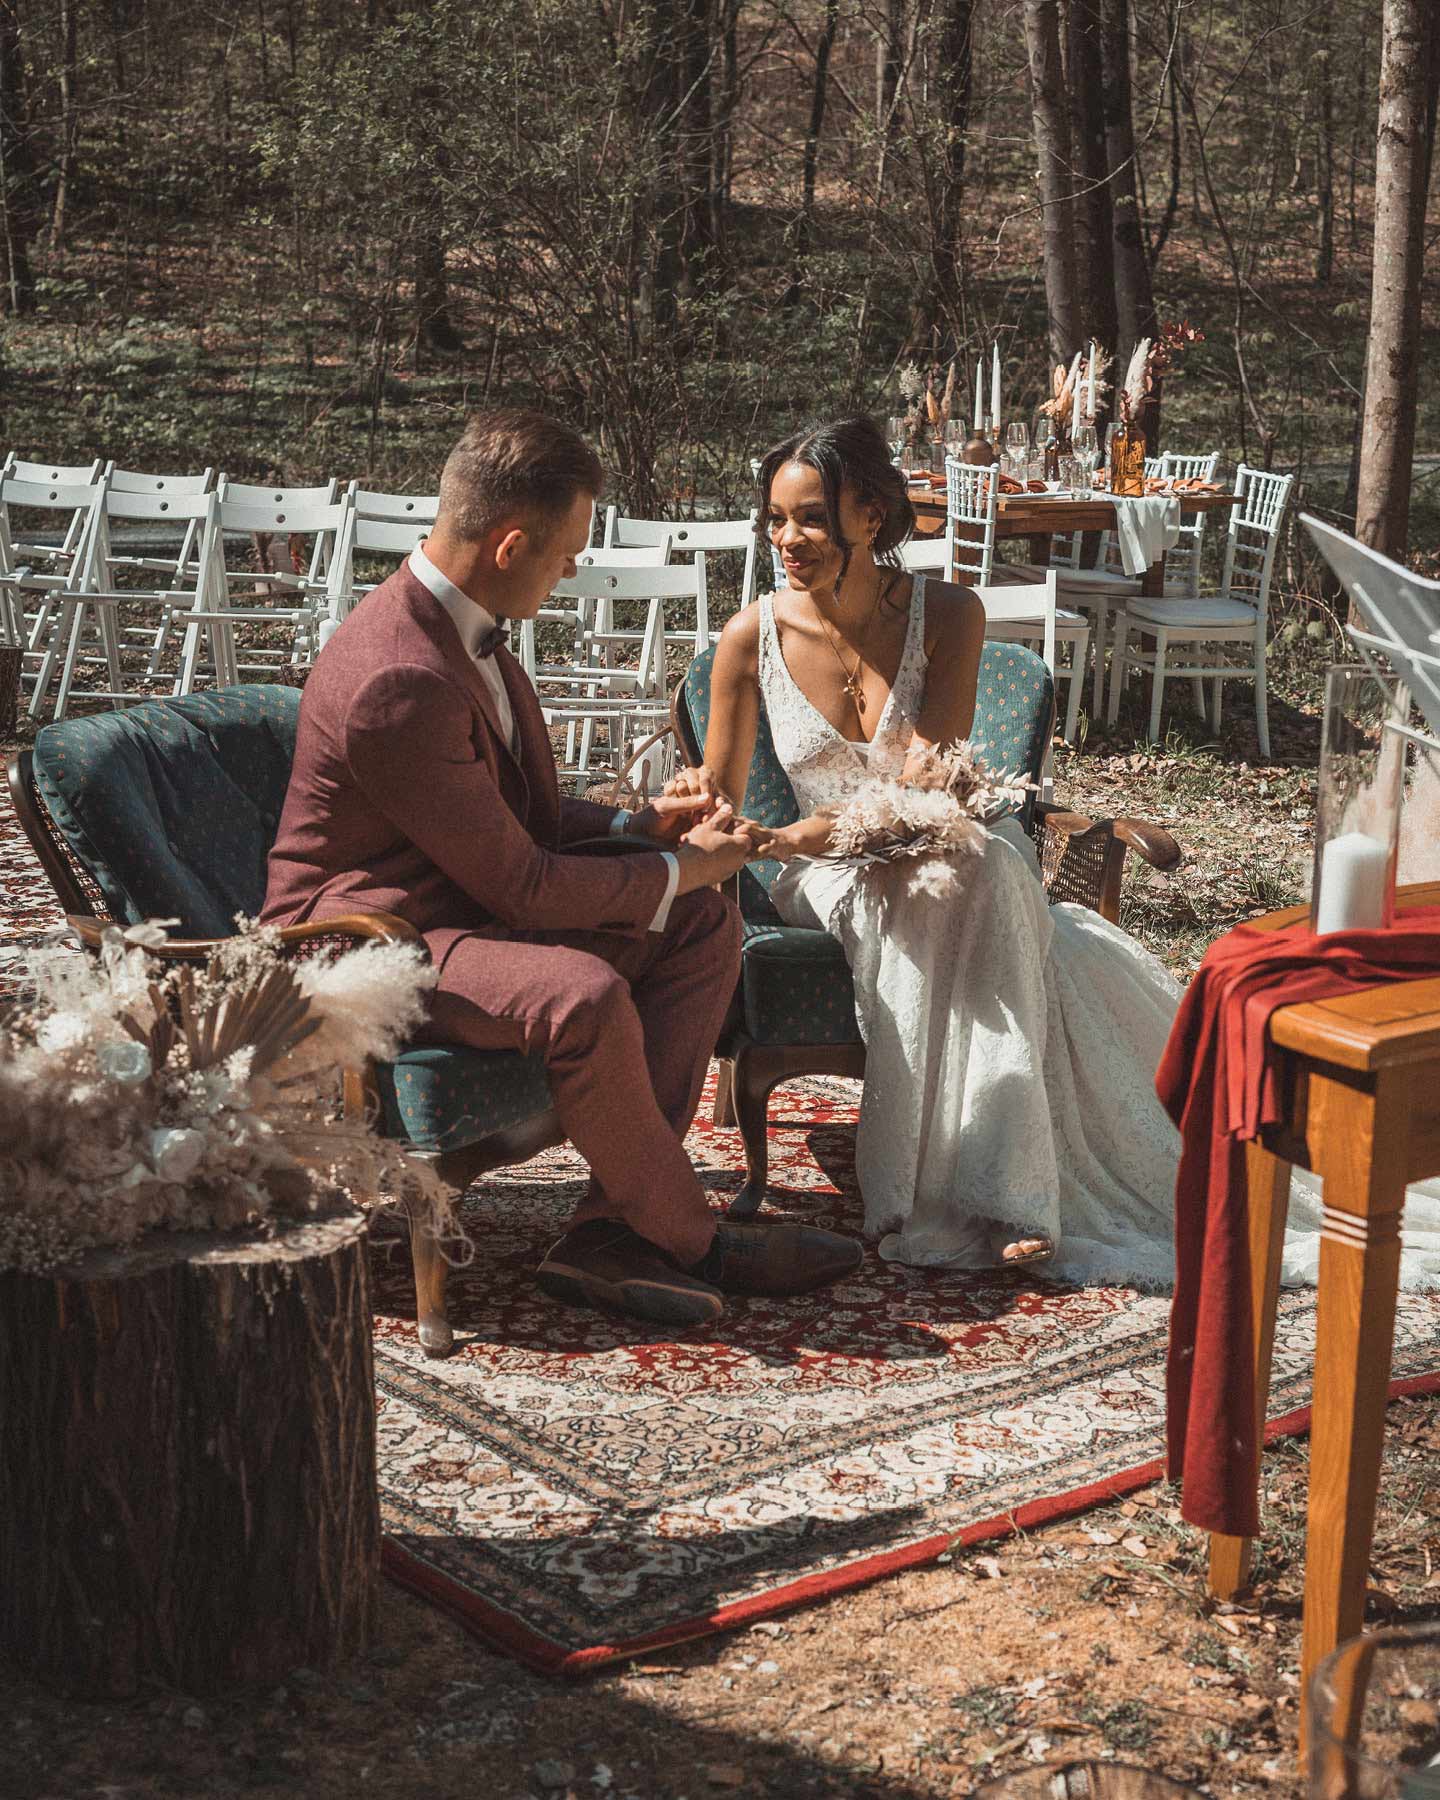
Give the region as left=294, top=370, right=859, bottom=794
left=1087, top=340, right=1096, bottom=417
left=1314, top=830, right=1390, bottom=933
left=991, top=342, right=1001, bottom=432
left=973, top=359, right=983, bottom=432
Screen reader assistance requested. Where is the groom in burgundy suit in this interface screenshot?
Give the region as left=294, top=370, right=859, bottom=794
left=263, top=410, right=860, bottom=1326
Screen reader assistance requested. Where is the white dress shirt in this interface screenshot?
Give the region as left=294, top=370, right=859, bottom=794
left=409, top=543, right=678, bottom=932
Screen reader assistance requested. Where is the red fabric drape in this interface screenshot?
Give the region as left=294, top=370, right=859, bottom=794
left=1156, top=906, right=1440, bottom=1537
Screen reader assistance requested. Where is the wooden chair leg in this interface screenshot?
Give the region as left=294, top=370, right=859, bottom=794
left=712, top=1057, right=738, bottom=1127
left=1208, top=1141, right=1291, bottom=1598
left=406, top=1196, right=454, bottom=1359
left=1147, top=628, right=1168, bottom=742
left=727, top=1045, right=774, bottom=1219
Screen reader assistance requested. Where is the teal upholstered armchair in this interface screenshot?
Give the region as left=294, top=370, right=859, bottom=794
left=6, top=685, right=560, bottom=1358
left=673, top=641, right=1183, bottom=1217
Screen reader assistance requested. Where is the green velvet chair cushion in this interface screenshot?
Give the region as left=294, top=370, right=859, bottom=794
left=376, top=1046, right=553, bottom=1154
left=681, top=630, right=1053, bottom=1050
left=29, top=684, right=557, bottom=1160
left=32, top=685, right=301, bottom=938
left=737, top=922, right=857, bottom=1047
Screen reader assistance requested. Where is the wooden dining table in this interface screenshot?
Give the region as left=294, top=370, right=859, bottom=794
left=907, top=481, right=1242, bottom=597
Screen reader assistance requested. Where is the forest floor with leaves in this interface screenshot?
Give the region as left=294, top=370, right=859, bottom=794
left=7, top=635, right=1440, bottom=1800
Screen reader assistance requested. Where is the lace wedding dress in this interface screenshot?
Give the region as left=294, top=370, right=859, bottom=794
left=758, top=578, right=1440, bottom=1289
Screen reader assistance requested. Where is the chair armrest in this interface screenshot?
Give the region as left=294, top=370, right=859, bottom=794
left=1032, top=804, right=1181, bottom=871
left=1031, top=805, right=1182, bottom=925
left=66, top=909, right=425, bottom=959
left=1110, top=817, right=1183, bottom=871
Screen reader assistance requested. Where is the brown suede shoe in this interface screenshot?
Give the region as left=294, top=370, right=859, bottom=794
left=536, top=1220, right=725, bottom=1327
left=694, top=1221, right=864, bottom=1297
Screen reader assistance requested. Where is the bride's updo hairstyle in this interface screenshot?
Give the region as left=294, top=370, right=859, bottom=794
left=755, top=415, right=916, bottom=597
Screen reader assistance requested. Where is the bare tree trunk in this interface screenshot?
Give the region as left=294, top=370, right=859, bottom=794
left=0, top=0, right=40, bottom=314
left=924, top=0, right=974, bottom=337
left=1355, top=0, right=1440, bottom=557
left=785, top=0, right=840, bottom=308
left=50, top=0, right=79, bottom=249
left=1023, top=0, right=1081, bottom=366
left=1067, top=0, right=1118, bottom=418
left=677, top=0, right=716, bottom=290
left=875, top=0, right=903, bottom=120
left=1098, top=0, right=1156, bottom=372
left=1314, top=0, right=1335, bottom=283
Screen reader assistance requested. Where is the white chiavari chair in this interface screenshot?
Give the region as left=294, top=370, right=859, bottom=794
left=1107, top=464, right=1294, bottom=756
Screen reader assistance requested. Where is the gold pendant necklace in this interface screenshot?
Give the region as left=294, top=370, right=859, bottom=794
left=823, top=568, right=892, bottom=716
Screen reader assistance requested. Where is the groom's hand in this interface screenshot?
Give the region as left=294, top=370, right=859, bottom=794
left=631, top=766, right=730, bottom=844
left=673, top=800, right=753, bottom=891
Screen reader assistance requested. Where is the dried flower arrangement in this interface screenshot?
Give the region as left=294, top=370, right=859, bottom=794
left=897, top=359, right=958, bottom=444
left=1038, top=344, right=1113, bottom=422
left=821, top=742, right=1036, bottom=898
left=1117, top=321, right=1205, bottom=424
left=0, top=923, right=452, bottom=1274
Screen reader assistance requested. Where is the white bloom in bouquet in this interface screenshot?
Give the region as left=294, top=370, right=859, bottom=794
left=149, top=1127, right=207, bottom=1185
left=822, top=741, right=1035, bottom=899
left=97, top=1041, right=153, bottom=1085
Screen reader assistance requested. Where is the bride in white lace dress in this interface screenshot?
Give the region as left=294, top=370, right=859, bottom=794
left=687, top=417, right=1440, bottom=1289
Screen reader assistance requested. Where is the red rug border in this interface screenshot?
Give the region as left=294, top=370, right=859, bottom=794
left=380, top=1366, right=1440, bottom=1677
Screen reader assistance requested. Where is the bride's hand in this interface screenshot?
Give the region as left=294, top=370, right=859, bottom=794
left=736, top=815, right=834, bottom=860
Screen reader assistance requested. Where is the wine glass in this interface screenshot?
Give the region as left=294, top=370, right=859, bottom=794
left=1310, top=1624, right=1440, bottom=1797
left=944, top=419, right=966, bottom=457
left=886, top=415, right=908, bottom=466
left=1071, top=423, right=1099, bottom=493
left=1005, top=421, right=1030, bottom=460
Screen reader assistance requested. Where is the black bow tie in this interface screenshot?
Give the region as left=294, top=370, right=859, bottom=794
left=476, top=623, right=509, bottom=660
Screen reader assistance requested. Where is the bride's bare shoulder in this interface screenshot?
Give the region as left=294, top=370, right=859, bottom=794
left=716, top=598, right=762, bottom=673
left=919, top=578, right=985, bottom=651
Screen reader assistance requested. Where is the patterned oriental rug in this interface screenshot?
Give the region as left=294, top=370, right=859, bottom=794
left=4, top=808, right=1439, bottom=1675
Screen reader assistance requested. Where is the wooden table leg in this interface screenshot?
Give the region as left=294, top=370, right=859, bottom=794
left=1027, top=534, right=1052, bottom=568
left=1208, top=1141, right=1292, bottom=1598
left=1140, top=549, right=1168, bottom=600
left=1298, top=1066, right=1410, bottom=1762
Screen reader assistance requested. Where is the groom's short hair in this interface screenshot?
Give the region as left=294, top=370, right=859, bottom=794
left=437, top=410, right=604, bottom=545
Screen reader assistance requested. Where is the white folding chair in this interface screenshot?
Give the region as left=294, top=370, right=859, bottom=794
left=214, top=478, right=344, bottom=603
left=537, top=564, right=706, bottom=784
left=177, top=491, right=353, bottom=691
left=324, top=510, right=429, bottom=630
left=1107, top=464, right=1294, bottom=757
left=603, top=509, right=760, bottom=634
left=91, top=468, right=217, bottom=674
left=0, top=475, right=118, bottom=719
left=1, top=455, right=104, bottom=579
left=899, top=535, right=952, bottom=574
left=348, top=485, right=439, bottom=525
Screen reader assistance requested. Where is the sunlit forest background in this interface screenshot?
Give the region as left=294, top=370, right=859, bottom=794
left=1, top=0, right=1435, bottom=585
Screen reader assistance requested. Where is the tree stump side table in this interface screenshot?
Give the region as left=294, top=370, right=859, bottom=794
left=1203, top=880, right=1440, bottom=1761
left=0, top=1208, right=379, bottom=1698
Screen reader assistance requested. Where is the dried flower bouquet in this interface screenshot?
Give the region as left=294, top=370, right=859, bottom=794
left=821, top=742, right=1035, bottom=897
left=0, top=922, right=452, bottom=1274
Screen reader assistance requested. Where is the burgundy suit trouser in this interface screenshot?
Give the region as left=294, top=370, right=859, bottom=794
left=421, top=888, right=741, bottom=1266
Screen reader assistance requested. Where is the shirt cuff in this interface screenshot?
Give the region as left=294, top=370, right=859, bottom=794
left=609, top=808, right=631, bottom=838
left=648, top=852, right=680, bottom=933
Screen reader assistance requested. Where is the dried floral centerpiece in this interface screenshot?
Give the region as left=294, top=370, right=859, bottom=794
left=821, top=742, right=1035, bottom=899
left=1108, top=321, right=1205, bottom=494
left=0, top=921, right=450, bottom=1274
left=896, top=360, right=960, bottom=472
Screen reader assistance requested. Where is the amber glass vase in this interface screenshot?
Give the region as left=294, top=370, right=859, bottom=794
left=1107, top=421, right=1146, bottom=496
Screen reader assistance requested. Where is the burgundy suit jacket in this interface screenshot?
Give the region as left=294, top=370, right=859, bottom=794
left=261, top=563, right=671, bottom=966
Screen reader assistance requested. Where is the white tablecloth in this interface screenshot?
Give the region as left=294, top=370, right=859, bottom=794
left=1112, top=495, right=1182, bottom=578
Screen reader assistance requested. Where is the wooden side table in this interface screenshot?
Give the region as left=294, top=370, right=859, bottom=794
left=1203, top=881, right=1440, bottom=1756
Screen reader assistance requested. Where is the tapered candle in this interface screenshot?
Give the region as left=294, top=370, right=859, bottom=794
left=991, top=342, right=1001, bottom=433
left=1086, top=339, right=1096, bottom=418
left=1065, top=349, right=1082, bottom=436
left=973, top=359, right=983, bottom=432
left=1314, top=831, right=1390, bottom=933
